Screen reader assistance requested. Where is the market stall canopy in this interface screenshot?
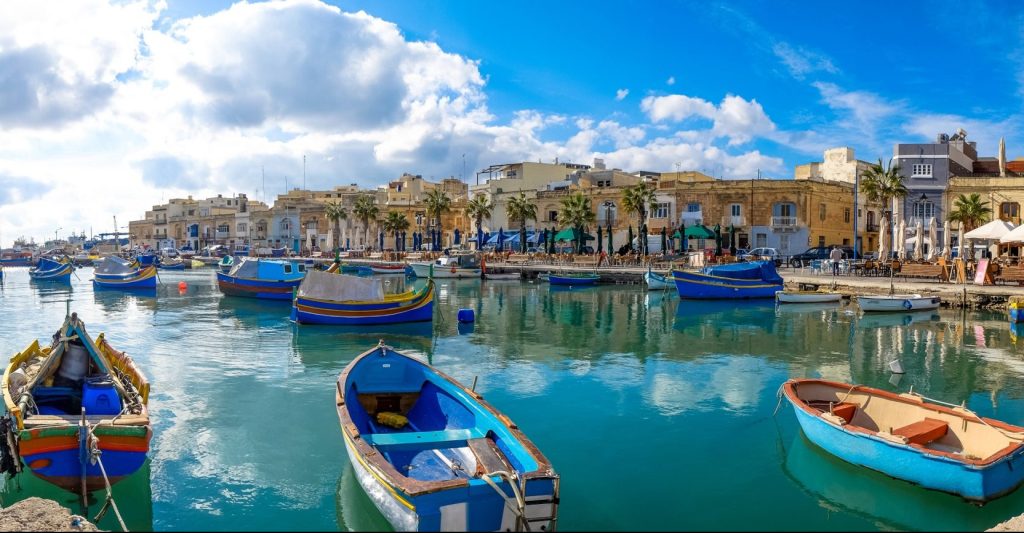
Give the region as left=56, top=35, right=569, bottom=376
left=554, top=228, right=595, bottom=242
left=965, top=219, right=1015, bottom=240
left=684, top=224, right=716, bottom=239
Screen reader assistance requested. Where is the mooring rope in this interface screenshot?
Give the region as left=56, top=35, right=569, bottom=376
left=86, top=423, right=129, bottom=532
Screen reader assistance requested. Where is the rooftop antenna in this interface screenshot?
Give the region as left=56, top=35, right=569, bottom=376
left=303, top=154, right=306, bottom=190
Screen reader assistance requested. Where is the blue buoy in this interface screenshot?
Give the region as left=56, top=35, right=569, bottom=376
left=457, top=308, right=475, bottom=323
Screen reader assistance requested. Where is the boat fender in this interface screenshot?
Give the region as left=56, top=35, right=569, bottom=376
left=903, top=300, right=913, bottom=310
left=376, top=412, right=408, bottom=429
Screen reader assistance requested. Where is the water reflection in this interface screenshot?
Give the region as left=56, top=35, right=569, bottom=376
left=335, top=464, right=392, bottom=532
left=290, top=321, right=434, bottom=368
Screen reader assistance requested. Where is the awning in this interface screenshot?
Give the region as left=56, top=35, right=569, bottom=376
left=554, top=228, right=595, bottom=242
left=684, top=224, right=716, bottom=239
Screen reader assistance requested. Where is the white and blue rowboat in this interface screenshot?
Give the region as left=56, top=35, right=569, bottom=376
left=644, top=267, right=672, bottom=290
left=336, top=343, right=560, bottom=531
left=857, top=294, right=940, bottom=312
left=775, top=291, right=842, bottom=304
left=783, top=378, right=1024, bottom=502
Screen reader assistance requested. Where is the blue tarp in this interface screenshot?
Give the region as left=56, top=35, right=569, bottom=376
left=704, top=260, right=782, bottom=284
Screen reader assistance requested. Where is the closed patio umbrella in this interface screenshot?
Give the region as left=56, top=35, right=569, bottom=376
left=401, top=231, right=407, bottom=251
left=896, top=220, right=906, bottom=260
left=497, top=228, right=505, bottom=252
left=680, top=221, right=688, bottom=253
left=957, top=224, right=965, bottom=260
left=378, top=230, right=384, bottom=251
left=597, top=225, right=603, bottom=254
left=728, top=224, right=736, bottom=255
left=712, top=224, right=722, bottom=256
left=660, top=226, right=667, bottom=256
left=943, top=220, right=951, bottom=259
left=640, top=223, right=648, bottom=255
left=926, top=217, right=937, bottom=261
left=914, top=220, right=924, bottom=261
left=607, top=225, right=613, bottom=255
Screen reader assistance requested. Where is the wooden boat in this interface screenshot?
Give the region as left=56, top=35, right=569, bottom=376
left=775, top=290, right=842, bottom=304
left=484, top=272, right=521, bottom=280
left=0, top=312, right=151, bottom=493
left=548, top=273, right=599, bottom=286
left=410, top=254, right=482, bottom=279
left=644, top=267, right=672, bottom=290
left=292, top=271, right=434, bottom=325
left=336, top=343, right=559, bottom=531
left=92, top=257, right=157, bottom=289
left=671, top=261, right=782, bottom=299
left=29, top=257, right=74, bottom=283
left=0, top=264, right=4, bottom=282
left=157, top=257, right=186, bottom=270
left=218, top=255, right=234, bottom=274
left=1010, top=296, right=1024, bottom=323
left=858, top=294, right=940, bottom=312
left=370, top=263, right=407, bottom=275
left=217, top=258, right=306, bottom=300
left=537, top=273, right=550, bottom=282
left=134, top=251, right=157, bottom=267
left=782, top=378, right=1024, bottom=502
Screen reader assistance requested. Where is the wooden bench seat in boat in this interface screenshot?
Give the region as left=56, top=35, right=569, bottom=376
left=892, top=418, right=948, bottom=446
left=807, top=400, right=857, bottom=424
left=361, top=428, right=485, bottom=450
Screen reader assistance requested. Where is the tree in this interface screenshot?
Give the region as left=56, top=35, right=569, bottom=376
left=382, top=211, right=411, bottom=249
left=859, top=158, right=908, bottom=256
left=506, top=192, right=538, bottom=253
left=947, top=193, right=992, bottom=232
left=352, top=194, right=379, bottom=249
left=622, top=182, right=657, bottom=255
left=558, top=192, right=595, bottom=253
left=323, top=200, right=348, bottom=252
left=425, top=188, right=452, bottom=248
left=466, top=194, right=493, bottom=248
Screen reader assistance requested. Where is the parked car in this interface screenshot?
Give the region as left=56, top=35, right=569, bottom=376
left=741, top=247, right=779, bottom=261
left=788, top=246, right=855, bottom=268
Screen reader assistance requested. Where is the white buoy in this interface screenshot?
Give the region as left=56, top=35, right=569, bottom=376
left=889, top=359, right=905, bottom=374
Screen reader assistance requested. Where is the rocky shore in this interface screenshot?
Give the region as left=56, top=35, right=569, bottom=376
left=0, top=498, right=100, bottom=532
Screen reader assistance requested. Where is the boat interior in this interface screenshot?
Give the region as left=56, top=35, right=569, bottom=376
left=345, top=354, right=529, bottom=484
left=794, top=381, right=1023, bottom=463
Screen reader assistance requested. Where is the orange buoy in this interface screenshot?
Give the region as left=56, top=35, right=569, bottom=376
left=178, top=281, right=187, bottom=291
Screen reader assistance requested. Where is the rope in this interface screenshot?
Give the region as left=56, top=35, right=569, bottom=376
left=87, top=424, right=129, bottom=532
left=478, top=470, right=530, bottom=532
left=905, top=390, right=1024, bottom=442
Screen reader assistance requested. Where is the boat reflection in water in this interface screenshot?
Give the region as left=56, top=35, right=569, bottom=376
left=855, top=311, right=941, bottom=329
left=674, top=299, right=776, bottom=333
left=335, top=463, right=393, bottom=532
left=782, top=431, right=1024, bottom=531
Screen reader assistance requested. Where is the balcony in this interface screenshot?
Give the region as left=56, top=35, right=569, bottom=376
left=865, top=223, right=880, bottom=232
left=771, top=216, right=798, bottom=230
left=681, top=211, right=703, bottom=224
left=721, top=215, right=746, bottom=227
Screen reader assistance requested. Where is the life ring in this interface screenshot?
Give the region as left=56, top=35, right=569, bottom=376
left=451, top=265, right=457, bottom=274
left=903, top=299, right=913, bottom=310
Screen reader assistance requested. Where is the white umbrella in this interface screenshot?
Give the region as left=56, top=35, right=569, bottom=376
left=896, top=219, right=906, bottom=260
left=926, top=217, right=937, bottom=261
left=306, top=231, right=313, bottom=253
left=965, top=219, right=1014, bottom=240
left=326, top=228, right=334, bottom=252
left=957, top=224, right=965, bottom=259
left=878, top=215, right=889, bottom=260
left=942, top=219, right=951, bottom=259
left=913, top=220, right=924, bottom=261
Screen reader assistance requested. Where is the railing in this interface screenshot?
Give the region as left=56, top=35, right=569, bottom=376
left=681, top=212, right=703, bottom=224
left=721, top=215, right=746, bottom=227
left=865, top=223, right=880, bottom=232
left=771, top=216, right=798, bottom=228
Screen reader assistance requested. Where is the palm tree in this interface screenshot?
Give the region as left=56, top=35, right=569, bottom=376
left=466, top=194, right=493, bottom=249
left=947, top=193, right=992, bottom=232
left=323, top=200, right=348, bottom=252
left=621, top=182, right=657, bottom=255
left=506, top=192, right=538, bottom=253
left=859, top=158, right=908, bottom=256
left=424, top=188, right=452, bottom=249
left=352, top=194, right=379, bottom=249
left=558, top=192, right=596, bottom=254
left=382, top=211, right=411, bottom=250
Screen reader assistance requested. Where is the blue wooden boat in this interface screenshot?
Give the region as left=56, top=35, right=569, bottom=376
left=218, top=255, right=234, bottom=274
left=1010, top=296, right=1024, bottom=323
left=29, top=257, right=74, bottom=283
left=291, top=271, right=434, bottom=325
left=93, top=256, right=158, bottom=289
left=548, top=273, right=599, bottom=286
left=336, top=343, right=559, bottom=531
left=216, top=258, right=305, bottom=300
left=0, top=312, right=151, bottom=493
left=157, top=257, right=186, bottom=270
left=783, top=378, right=1024, bottom=503
left=134, top=251, right=157, bottom=267
left=672, top=260, right=782, bottom=299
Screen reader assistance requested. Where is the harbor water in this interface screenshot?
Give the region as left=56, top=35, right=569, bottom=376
left=3, top=267, right=1024, bottom=530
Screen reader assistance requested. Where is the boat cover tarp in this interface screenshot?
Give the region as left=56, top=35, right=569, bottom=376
left=94, top=256, right=137, bottom=275
left=298, top=270, right=384, bottom=302
left=705, top=260, right=783, bottom=284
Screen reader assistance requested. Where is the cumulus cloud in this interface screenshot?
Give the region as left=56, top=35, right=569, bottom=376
left=641, top=93, right=775, bottom=146
left=615, top=88, right=629, bottom=101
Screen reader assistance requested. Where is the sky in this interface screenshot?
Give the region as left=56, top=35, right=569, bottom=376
left=2, top=0, right=1024, bottom=247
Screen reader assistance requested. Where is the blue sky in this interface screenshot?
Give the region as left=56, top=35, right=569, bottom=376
left=1, top=0, right=1023, bottom=245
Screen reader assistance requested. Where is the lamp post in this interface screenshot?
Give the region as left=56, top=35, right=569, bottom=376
left=54, top=227, right=61, bottom=244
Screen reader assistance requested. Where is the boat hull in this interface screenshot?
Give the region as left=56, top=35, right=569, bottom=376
left=858, top=295, right=940, bottom=312
left=483, top=273, right=521, bottom=280
left=644, top=271, right=672, bottom=290
left=409, top=263, right=481, bottom=279
left=786, top=390, right=1024, bottom=502
left=292, top=283, right=434, bottom=325
left=775, top=291, right=843, bottom=304
left=370, top=264, right=407, bottom=275
left=19, top=424, right=151, bottom=492
left=1011, top=302, right=1024, bottom=323
left=549, top=275, right=599, bottom=286
left=216, top=272, right=302, bottom=300
left=672, top=270, right=781, bottom=299
left=93, top=266, right=158, bottom=289
left=29, top=264, right=74, bottom=283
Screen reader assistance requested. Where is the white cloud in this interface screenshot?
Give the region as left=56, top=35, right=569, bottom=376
left=615, top=88, right=629, bottom=101
left=772, top=42, right=838, bottom=79
left=641, top=94, right=716, bottom=123
left=666, top=76, right=675, bottom=86
left=641, top=93, right=775, bottom=146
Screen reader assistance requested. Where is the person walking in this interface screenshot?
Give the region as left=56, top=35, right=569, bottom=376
left=829, top=245, right=843, bottom=276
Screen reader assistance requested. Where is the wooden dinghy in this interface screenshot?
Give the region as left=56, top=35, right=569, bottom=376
left=370, top=263, right=408, bottom=275
left=858, top=294, right=940, bottom=312
left=337, top=343, right=559, bottom=531
left=292, top=271, right=434, bottom=325
left=775, top=290, right=842, bottom=304
left=644, top=267, right=672, bottom=290
left=783, top=378, right=1024, bottom=502
left=216, top=258, right=306, bottom=300
left=0, top=313, right=151, bottom=493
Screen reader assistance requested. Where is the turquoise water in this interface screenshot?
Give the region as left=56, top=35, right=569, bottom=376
left=2, top=267, right=1024, bottom=531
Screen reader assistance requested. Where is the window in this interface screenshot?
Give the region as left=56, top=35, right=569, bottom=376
left=819, top=203, right=826, bottom=221
left=217, top=224, right=229, bottom=233
left=237, top=223, right=247, bottom=233
left=844, top=208, right=851, bottom=223
left=548, top=210, right=558, bottom=222
left=818, top=235, right=826, bottom=247
left=284, top=264, right=292, bottom=274
left=652, top=203, right=669, bottom=218
left=730, top=204, right=741, bottom=216
left=912, top=201, right=935, bottom=220
left=755, top=233, right=767, bottom=248
left=1001, top=202, right=1020, bottom=221
left=867, top=211, right=875, bottom=227
left=686, top=202, right=701, bottom=212
left=779, top=234, right=790, bottom=253
left=774, top=203, right=795, bottom=217
left=911, top=164, right=933, bottom=177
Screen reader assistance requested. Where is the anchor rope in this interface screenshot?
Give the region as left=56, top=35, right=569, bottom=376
left=86, top=422, right=129, bottom=532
